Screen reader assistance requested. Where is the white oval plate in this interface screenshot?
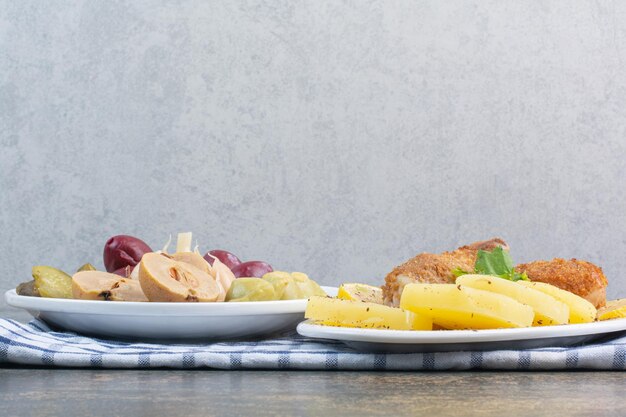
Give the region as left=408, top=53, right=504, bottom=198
left=5, top=287, right=337, bottom=341
left=297, top=318, right=626, bottom=352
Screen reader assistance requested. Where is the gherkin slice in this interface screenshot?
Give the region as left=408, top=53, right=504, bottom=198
left=32, top=266, right=73, bottom=299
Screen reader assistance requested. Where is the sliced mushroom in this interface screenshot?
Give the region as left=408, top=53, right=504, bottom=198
left=72, top=271, right=148, bottom=302
left=139, top=252, right=220, bottom=302
left=170, top=252, right=212, bottom=275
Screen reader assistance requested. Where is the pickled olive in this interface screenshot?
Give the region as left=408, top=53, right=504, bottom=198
left=32, top=266, right=73, bottom=299
left=231, top=261, right=273, bottom=278
left=103, top=235, right=152, bottom=272
left=226, top=278, right=276, bottom=302
left=204, top=250, right=241, bottom=270
left=76, top=263, right=96, bottom=272
left=16, top=280, right=40, bottom=297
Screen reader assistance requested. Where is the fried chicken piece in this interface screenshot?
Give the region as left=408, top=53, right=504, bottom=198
left=382, top=238, right=509, bottom=306
left=515, top=259, right=607, bottom=308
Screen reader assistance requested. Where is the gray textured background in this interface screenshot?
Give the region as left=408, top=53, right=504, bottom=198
left=1, top=1, right=625, bottom=318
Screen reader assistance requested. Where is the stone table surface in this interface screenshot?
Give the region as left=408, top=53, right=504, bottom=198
left=0, top=367, right=624, bottom=417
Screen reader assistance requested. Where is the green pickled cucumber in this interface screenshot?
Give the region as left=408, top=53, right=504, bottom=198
left=32, top=266, right=73, bottom=299
left=226, top=278, right=276, bottom=302
left=76, top=263, right=96, bottom=272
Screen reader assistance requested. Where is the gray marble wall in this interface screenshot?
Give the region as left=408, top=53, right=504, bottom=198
left=1, top=1, right=625, bottom=317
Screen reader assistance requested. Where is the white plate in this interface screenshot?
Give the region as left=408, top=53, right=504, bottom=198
left=297, top=318, right=626, bottom=352
left=5, top=287, right=337, bottom=341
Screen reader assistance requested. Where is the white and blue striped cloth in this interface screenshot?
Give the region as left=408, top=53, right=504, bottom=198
left=1, top=319, right=625, bottom=370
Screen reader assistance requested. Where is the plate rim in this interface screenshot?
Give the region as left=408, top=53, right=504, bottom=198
left=5, top=286, right=338, bottom=317
left=296, top=318, right=626, bottom=344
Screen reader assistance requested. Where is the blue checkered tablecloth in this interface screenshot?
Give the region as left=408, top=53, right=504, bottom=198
left=1, top=318, right=625, bottom=370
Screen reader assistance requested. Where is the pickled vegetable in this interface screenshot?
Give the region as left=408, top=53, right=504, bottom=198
left=73, top=271, right=148, bottom=302
left=76, top=263, right=96, bottom=272
left=231, top=261, right=273, bottom=278
left=103, top=235, right=152, bottom=272
left=262, top=275, right=290, bottom=299
left=456, top=275, right=569, bottom=326
left=139, top=253, right=220, bottom=302
left=204, top=250, right=241, bottom=270
left=16, top=280, right=40, bottom=297
left=305, top=296, right=432, bottom=330
left=263, top=271, right=326, bottom=300
left=400, top=283, right=534, bottom=329
left=226, top=278, right=276, bottom=302
left=32, top=266, right=73, bottom=299
left=292, top=272, right=326, bottom=298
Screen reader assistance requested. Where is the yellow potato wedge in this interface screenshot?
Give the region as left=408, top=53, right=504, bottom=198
left=337, top=283, right=383, bottom=304
left=457, top=275, right=569, bottom=326
left=400, top=283, right=534, bottom=330
left=305, top=296, right=432, bottom=330
left=518, top=280, right=597, bottom=324
left=597, top=299, right=626, bottom=321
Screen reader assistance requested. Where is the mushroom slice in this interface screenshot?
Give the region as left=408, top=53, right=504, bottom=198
left=72, top=271, right=148, bottom=302
left=139, top=252, right=220, bottom=302
left=171, top=251, right=232, bottom=302
left=170, top=252, right=212, bottom=275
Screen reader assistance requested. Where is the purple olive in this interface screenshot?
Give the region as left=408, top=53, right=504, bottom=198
left=231, top=261, right=273, bottom=278
left=204, top=250, right=242, bottom=270
left=103, top=235, right=152, bottom=272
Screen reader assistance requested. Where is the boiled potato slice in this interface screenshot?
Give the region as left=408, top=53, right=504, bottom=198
left=597, top=299, right=626, bottom=321
left=457, top=275, right=569, bottom=326
left=337, top=283, right=383, bottom=304
left=518, top=280, right=597, bottom=324
left=305, top=296, right=432, bottom=330
left=400, top=283, right=534, bottom=329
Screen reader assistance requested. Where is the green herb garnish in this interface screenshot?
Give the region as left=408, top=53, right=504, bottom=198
left=456, top=247, right=528, bottom=282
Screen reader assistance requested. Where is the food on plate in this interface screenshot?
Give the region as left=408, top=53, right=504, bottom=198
left=456, top=275, right=569, bottom=326
left=103, top=235, right=152, bottom=273
left=231, top=261, right=274, bottom=278
left=399, top=283, right=535, bottom=329
left=226, top=278, right=277, bottom=302
left=262, top=274, right=290, bottom=299
left=77, top=263, right=96, bottom=272
left=517, top=281, right=597, bottom=324
left=382, top=238, right=509, bottom=306
left=270, top=271, right=326, bottom=300
left=453, top=246, right=528, bottom=282
left=138, top=252, right=221, bottom=302
left=224, top=271, right=325, bottom=301
left=32, top=266, right=73, bottom=299
left=337, top=283, right=383, bottom=304
left=597, top=299, right=626, bottom=321
left=306, top=296, right=432, bottom=330
left=72, top=271, right=148, bottom=301
left=15, top=231, right=319, bottom=303
left=113, top=265, right=133, bottom=278
left=515, top=258, right=607, bottom=308
left=16, top=280, right=40, bottom=297
left=204, top=250, right=241, bottom=270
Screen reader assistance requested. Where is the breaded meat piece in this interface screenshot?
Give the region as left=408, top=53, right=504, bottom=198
left=382, top=238, right=509, bottom=306
left=515, top=258, right=607, bottom=308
